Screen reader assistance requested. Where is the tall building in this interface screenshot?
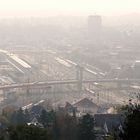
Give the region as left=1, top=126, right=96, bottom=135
left=88, top=15, right=102, bottom=42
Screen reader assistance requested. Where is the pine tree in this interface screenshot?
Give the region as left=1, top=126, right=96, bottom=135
left=40, top=109, right=48, bottom=127
left=120, top=105, right=140, bottom=140
left=78, top=114, right=95, bottom=140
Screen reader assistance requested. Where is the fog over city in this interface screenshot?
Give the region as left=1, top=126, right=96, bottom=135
left=0, top=0, right=140, bottom=17
left=0, top=1, right=140, bottom=139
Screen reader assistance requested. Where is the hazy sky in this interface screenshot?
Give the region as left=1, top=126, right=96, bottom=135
left=0, top=0, right=140, bottom=17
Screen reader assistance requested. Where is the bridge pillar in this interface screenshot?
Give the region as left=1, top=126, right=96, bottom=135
left=76, top=65, right=83, bottom=95
left=97, top=91, right=100, bottom=105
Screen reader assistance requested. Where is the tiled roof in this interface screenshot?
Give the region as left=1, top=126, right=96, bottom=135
left=73, top=98, right=98, bottom=108
left=94, top=114, right=124, bottom=131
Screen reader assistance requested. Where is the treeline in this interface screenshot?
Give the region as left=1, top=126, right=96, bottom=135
left=0, top=103, right=140, bottom=140
left=0, top=107, right=95, bottom=140
left=108, top=104, right=140, bottom=140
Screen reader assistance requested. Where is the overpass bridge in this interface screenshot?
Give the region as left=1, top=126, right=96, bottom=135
left=1, top=78, right=139, bottom=106
left=0, top=78, right=140, bottom=90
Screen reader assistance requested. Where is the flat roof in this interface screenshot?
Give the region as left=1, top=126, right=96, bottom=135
left=10, top=55, right=31, bottom=68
